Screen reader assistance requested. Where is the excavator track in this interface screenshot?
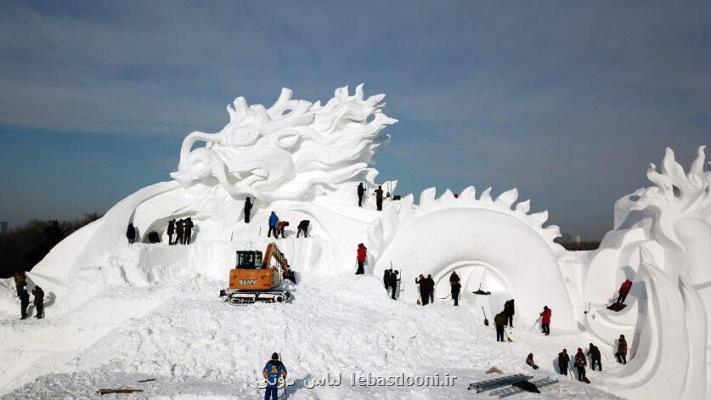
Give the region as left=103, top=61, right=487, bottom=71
left=220, top=289, right=291, bottom=305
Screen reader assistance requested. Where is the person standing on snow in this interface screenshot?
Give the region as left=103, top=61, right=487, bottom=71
left=539, top=306, right=551, bottom=335
left=558, top=349, right=570, bottom=375
left=268, top=212, right=279, bottom=239
left=426, top=274, right=435, bottom=304
left=588, top=343, right=602, bottom=371
left=126, top=223, right=136, bottom=244
left=184, top=217, right=194, bottom=244
left=388, top=270, right=399, bottom=299
left=19, top=286, right=30, bottom=319
left=357, top=183, right=366, bottom=207
left=575, top=348, right=589, bottom=383
left=450, top=271, right=461, bottom=306
left=383, top=269, right=391, bottom=291
left=244, top=197, right=253, bottom=224
left=374, top=185, right=384, bottom=211
left=415, top=274, right=429, bottom=305
left=504, top=299, right=515, bottom=327
left=32, top=285, right=44, bottom=319
left=242, top=197, right=252, bottom=224
left=356, top=243, right=367, bottom=275
left=616, top=334, right=628, bottom=364
left=277, top=220, right=289, bottom=238
left=494, top=312, right=506, bottom=342
left=262, top=352, right=287, bottom=400
left=167, top=219, right=176, bottom=245
left=616, top=279, right=633, bottom=305
left=176, top=219, right=184, bottom=244
left=296, top=220, right=309, bottom=238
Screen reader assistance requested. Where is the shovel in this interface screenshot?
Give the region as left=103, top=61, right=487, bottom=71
left=482, top=306, right=489, bottom=326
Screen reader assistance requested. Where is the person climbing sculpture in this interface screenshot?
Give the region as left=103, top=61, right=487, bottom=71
left=616, top=278, right=633, bottom=305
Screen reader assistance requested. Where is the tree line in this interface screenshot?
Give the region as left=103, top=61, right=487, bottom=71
left=0, top=213, right=102, bottom=279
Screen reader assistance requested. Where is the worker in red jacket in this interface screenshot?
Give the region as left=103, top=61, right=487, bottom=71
left=356, top=243, right=367, bottom=275
left=616, top=279, right=633, bottom=305
left=540, top=306, right=552, bottom=335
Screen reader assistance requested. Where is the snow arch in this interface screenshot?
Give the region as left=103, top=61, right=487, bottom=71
left=374, top=207, right=575, bottom=329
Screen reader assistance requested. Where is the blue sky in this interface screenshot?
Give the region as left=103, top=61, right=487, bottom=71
left=1, top=1, right=709, bottom=239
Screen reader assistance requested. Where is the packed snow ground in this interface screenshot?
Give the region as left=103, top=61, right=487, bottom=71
left=1, top=258, right=625, bottom=400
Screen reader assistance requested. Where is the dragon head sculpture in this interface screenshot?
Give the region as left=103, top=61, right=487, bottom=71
left=171, top=84, right=397, bottom=202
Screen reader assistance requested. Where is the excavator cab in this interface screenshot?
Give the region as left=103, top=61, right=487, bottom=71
left=236, top=251, right=262, bottom=269
left=220, top=243, right=294, bottom=304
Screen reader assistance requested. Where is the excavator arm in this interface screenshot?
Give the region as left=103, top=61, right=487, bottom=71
left=262, top=243, right=296, bottom=283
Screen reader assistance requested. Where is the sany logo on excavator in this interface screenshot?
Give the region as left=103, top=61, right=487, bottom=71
left=239, top=279, right=257, bottom=285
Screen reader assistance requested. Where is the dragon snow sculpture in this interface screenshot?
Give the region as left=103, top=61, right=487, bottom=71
left=20, top=84, right=710, bottom=399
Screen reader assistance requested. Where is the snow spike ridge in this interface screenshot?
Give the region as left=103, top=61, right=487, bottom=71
left=355, top=83, right=365, bottom=100
left=515, top=199, right=531, bottom=214
left=528, top=210, right=549, bottom=227
left=401, top=193, right=415, bottom=207
left=689, top=145, right=706, bottom=186
left=478, top=187, right=493, bottom=203
left=543, top=224, right=561, bottom=241
left=439, top=189, right=455, bottom=202
left=495, top=188, right=518, bottom=209
left=459, top=186, right=476, bottom=202
left=367, top=93, right=386, bottom=107
left=419, top=187, right=437, bottom=207
left=662, top=147, right=690, bottom=192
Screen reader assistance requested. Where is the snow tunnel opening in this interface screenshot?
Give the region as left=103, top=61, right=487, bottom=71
left=433, top=261, right=512, bottom=317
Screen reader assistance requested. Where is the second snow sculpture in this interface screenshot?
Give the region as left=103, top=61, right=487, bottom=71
left=584, top=147, right=710, bottom=399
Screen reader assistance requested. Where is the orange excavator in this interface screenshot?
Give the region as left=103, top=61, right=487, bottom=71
left=219, top=242, right=296, bottom=304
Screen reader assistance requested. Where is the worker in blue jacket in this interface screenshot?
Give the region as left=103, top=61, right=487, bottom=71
left=263, top=352, right=287, bottom=400
left=268, top=212, right=279, bottom=238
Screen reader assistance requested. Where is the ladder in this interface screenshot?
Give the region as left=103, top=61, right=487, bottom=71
left=490, top=377, right=559, bottom=398
left=467, top=374, right=532, bottom=393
